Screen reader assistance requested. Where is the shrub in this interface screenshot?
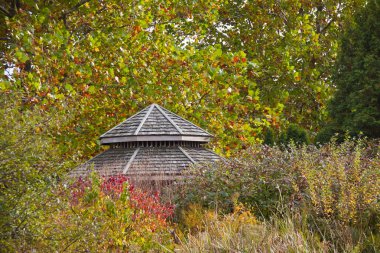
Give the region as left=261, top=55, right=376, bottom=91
left=0, top=94, right=71, bottom=252
left=263, top=128, right=275, bottom=146
left=16, top=174, right=175, bottom=252
left=176, top=139, right=380, bottom=250
left=285, top=124, right=310, bottom=146
left=177, top=145, right=300, bottom=218
left=314, top=124, right=343, bottom=144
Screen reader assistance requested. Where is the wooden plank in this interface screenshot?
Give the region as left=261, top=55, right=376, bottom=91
left=122, top=148, right=140, bottom=174
left=178, top=146, right=196, bottom=164
left=100, top=135, right=211, bottom=144
left=134, top=104, right=154, bottom=135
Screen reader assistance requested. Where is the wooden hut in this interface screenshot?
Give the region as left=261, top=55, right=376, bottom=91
left=71, top=104, right=220, bottom=181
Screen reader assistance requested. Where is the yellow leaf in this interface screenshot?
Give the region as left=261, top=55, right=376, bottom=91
left=294, top=72, right=301, bottom=81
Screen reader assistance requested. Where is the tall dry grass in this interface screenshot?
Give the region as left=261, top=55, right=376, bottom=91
left=177, top=205, right=331, bottom=252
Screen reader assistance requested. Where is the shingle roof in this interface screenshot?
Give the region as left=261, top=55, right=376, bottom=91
left=100, top=104, right=212, bottom=144
left=72, top=146, right=221, bottom=179
left=72, top=103, right=222, bottom=179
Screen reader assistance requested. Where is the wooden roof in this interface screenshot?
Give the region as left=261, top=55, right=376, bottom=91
left=100, top=104, right=212, bottom=144
left=71, top=104, right=221, bottom=179
left=72, top=145, right=221, bottom=180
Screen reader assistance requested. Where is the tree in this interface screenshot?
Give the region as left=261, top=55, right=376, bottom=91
left=171, top=0, right=365, bottom=130
left=327, top=0, right=380, bottom=139
left=0, top=93, right=72, bottom=250
left=0, top=0, right=271, bottom=157
left=0, top=0, right=366, bottom=157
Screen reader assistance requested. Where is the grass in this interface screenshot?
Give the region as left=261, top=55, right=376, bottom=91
left=177, top=209, right=331, bottom=252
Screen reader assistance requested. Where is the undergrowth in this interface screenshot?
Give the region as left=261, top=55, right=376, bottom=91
left=175, top=139, right=380, bottom=252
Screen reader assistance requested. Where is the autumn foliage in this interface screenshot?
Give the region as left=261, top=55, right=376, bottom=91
left=23, top=174, right=175, bottom=252
left=71, top=174, right=174, bottom=222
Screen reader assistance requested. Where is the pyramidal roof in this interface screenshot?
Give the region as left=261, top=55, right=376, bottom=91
left=71, top=104, right=221, bottom=179
left=100, top=104, right=213, bottom=144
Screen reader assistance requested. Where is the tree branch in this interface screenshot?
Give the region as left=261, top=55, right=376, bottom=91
left=0, top=5, right=12, bottom=17
left=59, top=0, right=91, bottom=20
left=319, top=18, right=335, bottom=34
left=0, top=0, right=20, bottom=18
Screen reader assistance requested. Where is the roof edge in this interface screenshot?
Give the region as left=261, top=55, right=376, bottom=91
left=100, top=135, right=212, bottom=144
left=122, top=147, right=140, bottom=174
left=178, top=146, right=196, bottom=164
left=155, top=104, right=183, bottom=134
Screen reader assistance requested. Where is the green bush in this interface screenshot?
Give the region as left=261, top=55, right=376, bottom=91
left=285, top=124, right=310, bottom=146
left=0, top=94, right=72, bottom=252
left=263, top=128, right=275, bottom=146
left=314, top=124, right=343, bottom=144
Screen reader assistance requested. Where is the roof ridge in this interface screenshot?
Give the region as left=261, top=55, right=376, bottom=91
left=160, top=107, right=213, bottom=137
left=134, top=104, right=155, bottom=135
left=155, top=104, right=183, bottom=134
left=178, top=146, right=196, bottom=164
left=122, top=147, right=140, bottom=174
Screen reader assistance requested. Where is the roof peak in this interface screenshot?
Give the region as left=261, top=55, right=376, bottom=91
left=133, top=104, right=183, bottom=135
left=100, top=104, right=213, bottom=144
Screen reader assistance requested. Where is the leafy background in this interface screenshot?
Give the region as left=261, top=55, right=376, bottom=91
left=0, top=0, right=366, bottom=158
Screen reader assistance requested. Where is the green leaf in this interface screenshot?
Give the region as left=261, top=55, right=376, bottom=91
left=65, top=84, right=73, bottom=92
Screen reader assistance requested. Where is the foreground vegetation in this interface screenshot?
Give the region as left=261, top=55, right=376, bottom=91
left=177, top=140, right=380, bottom=252
left=1, top=139, right=378, bottom=252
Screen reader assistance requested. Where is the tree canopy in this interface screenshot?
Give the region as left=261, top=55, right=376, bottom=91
left=0, top=0, right=366, bottom=156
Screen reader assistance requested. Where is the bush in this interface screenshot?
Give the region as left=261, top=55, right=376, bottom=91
left=263, top=128, right=275, bottom=146
left=176, top=139, right=380, bottom=250
left=177, top=146, right=297, bottom=219
left=11, top=174, right=175, bottom=252
left=285, top=124, right=310, bottom=146
left=314, top=124, right=343, bottom=144
left=277, top=124, right=309, bottom=146
left=0, top=94, right=72, bottom=252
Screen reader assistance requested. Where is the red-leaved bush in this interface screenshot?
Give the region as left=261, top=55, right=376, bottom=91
left=70, top=174, right=174, bottom=224
left=39, top=173, right=176, bottom=252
